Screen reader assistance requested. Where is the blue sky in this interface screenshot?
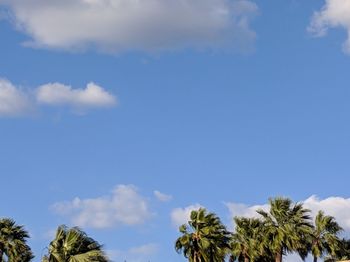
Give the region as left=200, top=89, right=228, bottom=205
left=1, top=0, right=350, bottom=261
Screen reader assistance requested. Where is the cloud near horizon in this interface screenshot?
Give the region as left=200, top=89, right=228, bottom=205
left=52, top=184, right=152, bottom=229
left=308, top=0, right=350, bottom=54
left=107, top=243, right=159, bottom=262
left=0, top=0, right=258, bottom=53
left=226, top=195, right=350, bottom=231
left=0, top=77, right=116, bottom=116
left=171, top=204, right=202, bottom=228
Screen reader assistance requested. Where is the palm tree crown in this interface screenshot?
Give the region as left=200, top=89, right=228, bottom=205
left=0, top=218, right=34, bottom=262
left=42, top=225, right=108, bottom=262
left=230, top=217, right=265, bottom=262
left=311, top=211, right=342, bottom=262
left=175, top=208, right=230, bottom=262
left=257, top=197, right=313, bottom=262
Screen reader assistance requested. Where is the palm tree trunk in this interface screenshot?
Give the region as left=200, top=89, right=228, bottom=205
left=313, top=257, right=317, bottom=262
left=194, top=253, right=200, bottom=262
left=244, top=255, right=250, bottom=262
left=275, top=251, right=283, bottom=262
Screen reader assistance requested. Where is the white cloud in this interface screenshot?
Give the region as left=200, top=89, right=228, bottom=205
left=52, top=184, right=152, bottom=229
left=0, top=0, right=258, bottom=53
left=0, top=77, right=116, bottom=117
left=0, top=78, right=33, bottom=116
left=154, top=190, right=172, bottom=202
left=308, top=0, right=350, bottom=54
left=304, top=195, right=350, bottom=231
left=107, top=243, right=158, bottom=262
left=225, top=201, right=269, bottom=219
left=36, top=82, right=117, bottom=109
left=226, top=195, right=350, bottom=232
left=171, top=204, right=202, bottom=228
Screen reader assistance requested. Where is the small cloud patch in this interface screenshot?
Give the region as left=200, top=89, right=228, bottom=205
left=0, top=77, right=117, bottom=117
left=52, top=184, right=152, bottom=229
left=36, top=82, right=116, bottom=109
left=154, top=190, right=173, bottom=202
left=308, top=0, right=350, bottom=54
left=171, top=204, right=202, bottom=228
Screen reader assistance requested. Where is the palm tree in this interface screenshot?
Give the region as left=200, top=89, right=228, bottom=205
left=311, top=211, right=342, bottom=262
left=42, top=225, right=108, bottom=262
left=323, top=238, right=350, bottom=262
left=257, top=197, right=313, bottom=262
left=175, top=208, right=230, bottom=262
left=230, top=217, right=264, bottom=262
left=0, top=218, right=33, bottom=262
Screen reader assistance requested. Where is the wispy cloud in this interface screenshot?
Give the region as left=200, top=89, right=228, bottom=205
left=308, top=0, right=350, bottom=54
left=52, top=184, right=152, bottom=229
left=0, top=0, right=258, bottom=53
left=154, top=190, right=173, bottom=202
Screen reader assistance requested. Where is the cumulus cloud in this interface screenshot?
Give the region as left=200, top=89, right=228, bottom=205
left=52, top=184, right=152, bottom=229
left=0, top=0, right=258, bottom=53
left=226, top=195, right=350, bottom=231
left=36, top=82, right=116, bottom=109
left=0, top=78, right=33, bottom=116
left=304, top=195, right=350, bottom=231
left=154, top=190, right=172, bottom=202
left=0, top=77, right=116, bottom=117
left=308, top=0, right=350, bottom=54
left=171, top=204, right=202, bottom=228
left=107, top=243, right=158, bottom=262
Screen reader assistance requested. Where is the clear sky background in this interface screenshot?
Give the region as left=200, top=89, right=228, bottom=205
left=1, top=0, right=350, bottom=261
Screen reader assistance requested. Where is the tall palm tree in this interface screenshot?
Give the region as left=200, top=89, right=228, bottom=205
left=311, top=211, right=342, bottom=262
left=230, top=217, right=264, bottom=262
left=42, top=225, right=108, bottom=262
left=0, top=218, right=33, bottom=262
left=257, top=197, right=313, bottom=262
left=175, top=208, right=230, bottom=262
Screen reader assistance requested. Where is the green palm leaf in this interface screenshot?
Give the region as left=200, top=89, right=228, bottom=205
left=311, top=211, right=342, bottom=262
left=0, top=218, right=33, bottom=262
left=175, top=208, right=230, bottom=262
left=257, top=197, right=313, bottom=262
left=43, top=225, right=108, bottom=262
